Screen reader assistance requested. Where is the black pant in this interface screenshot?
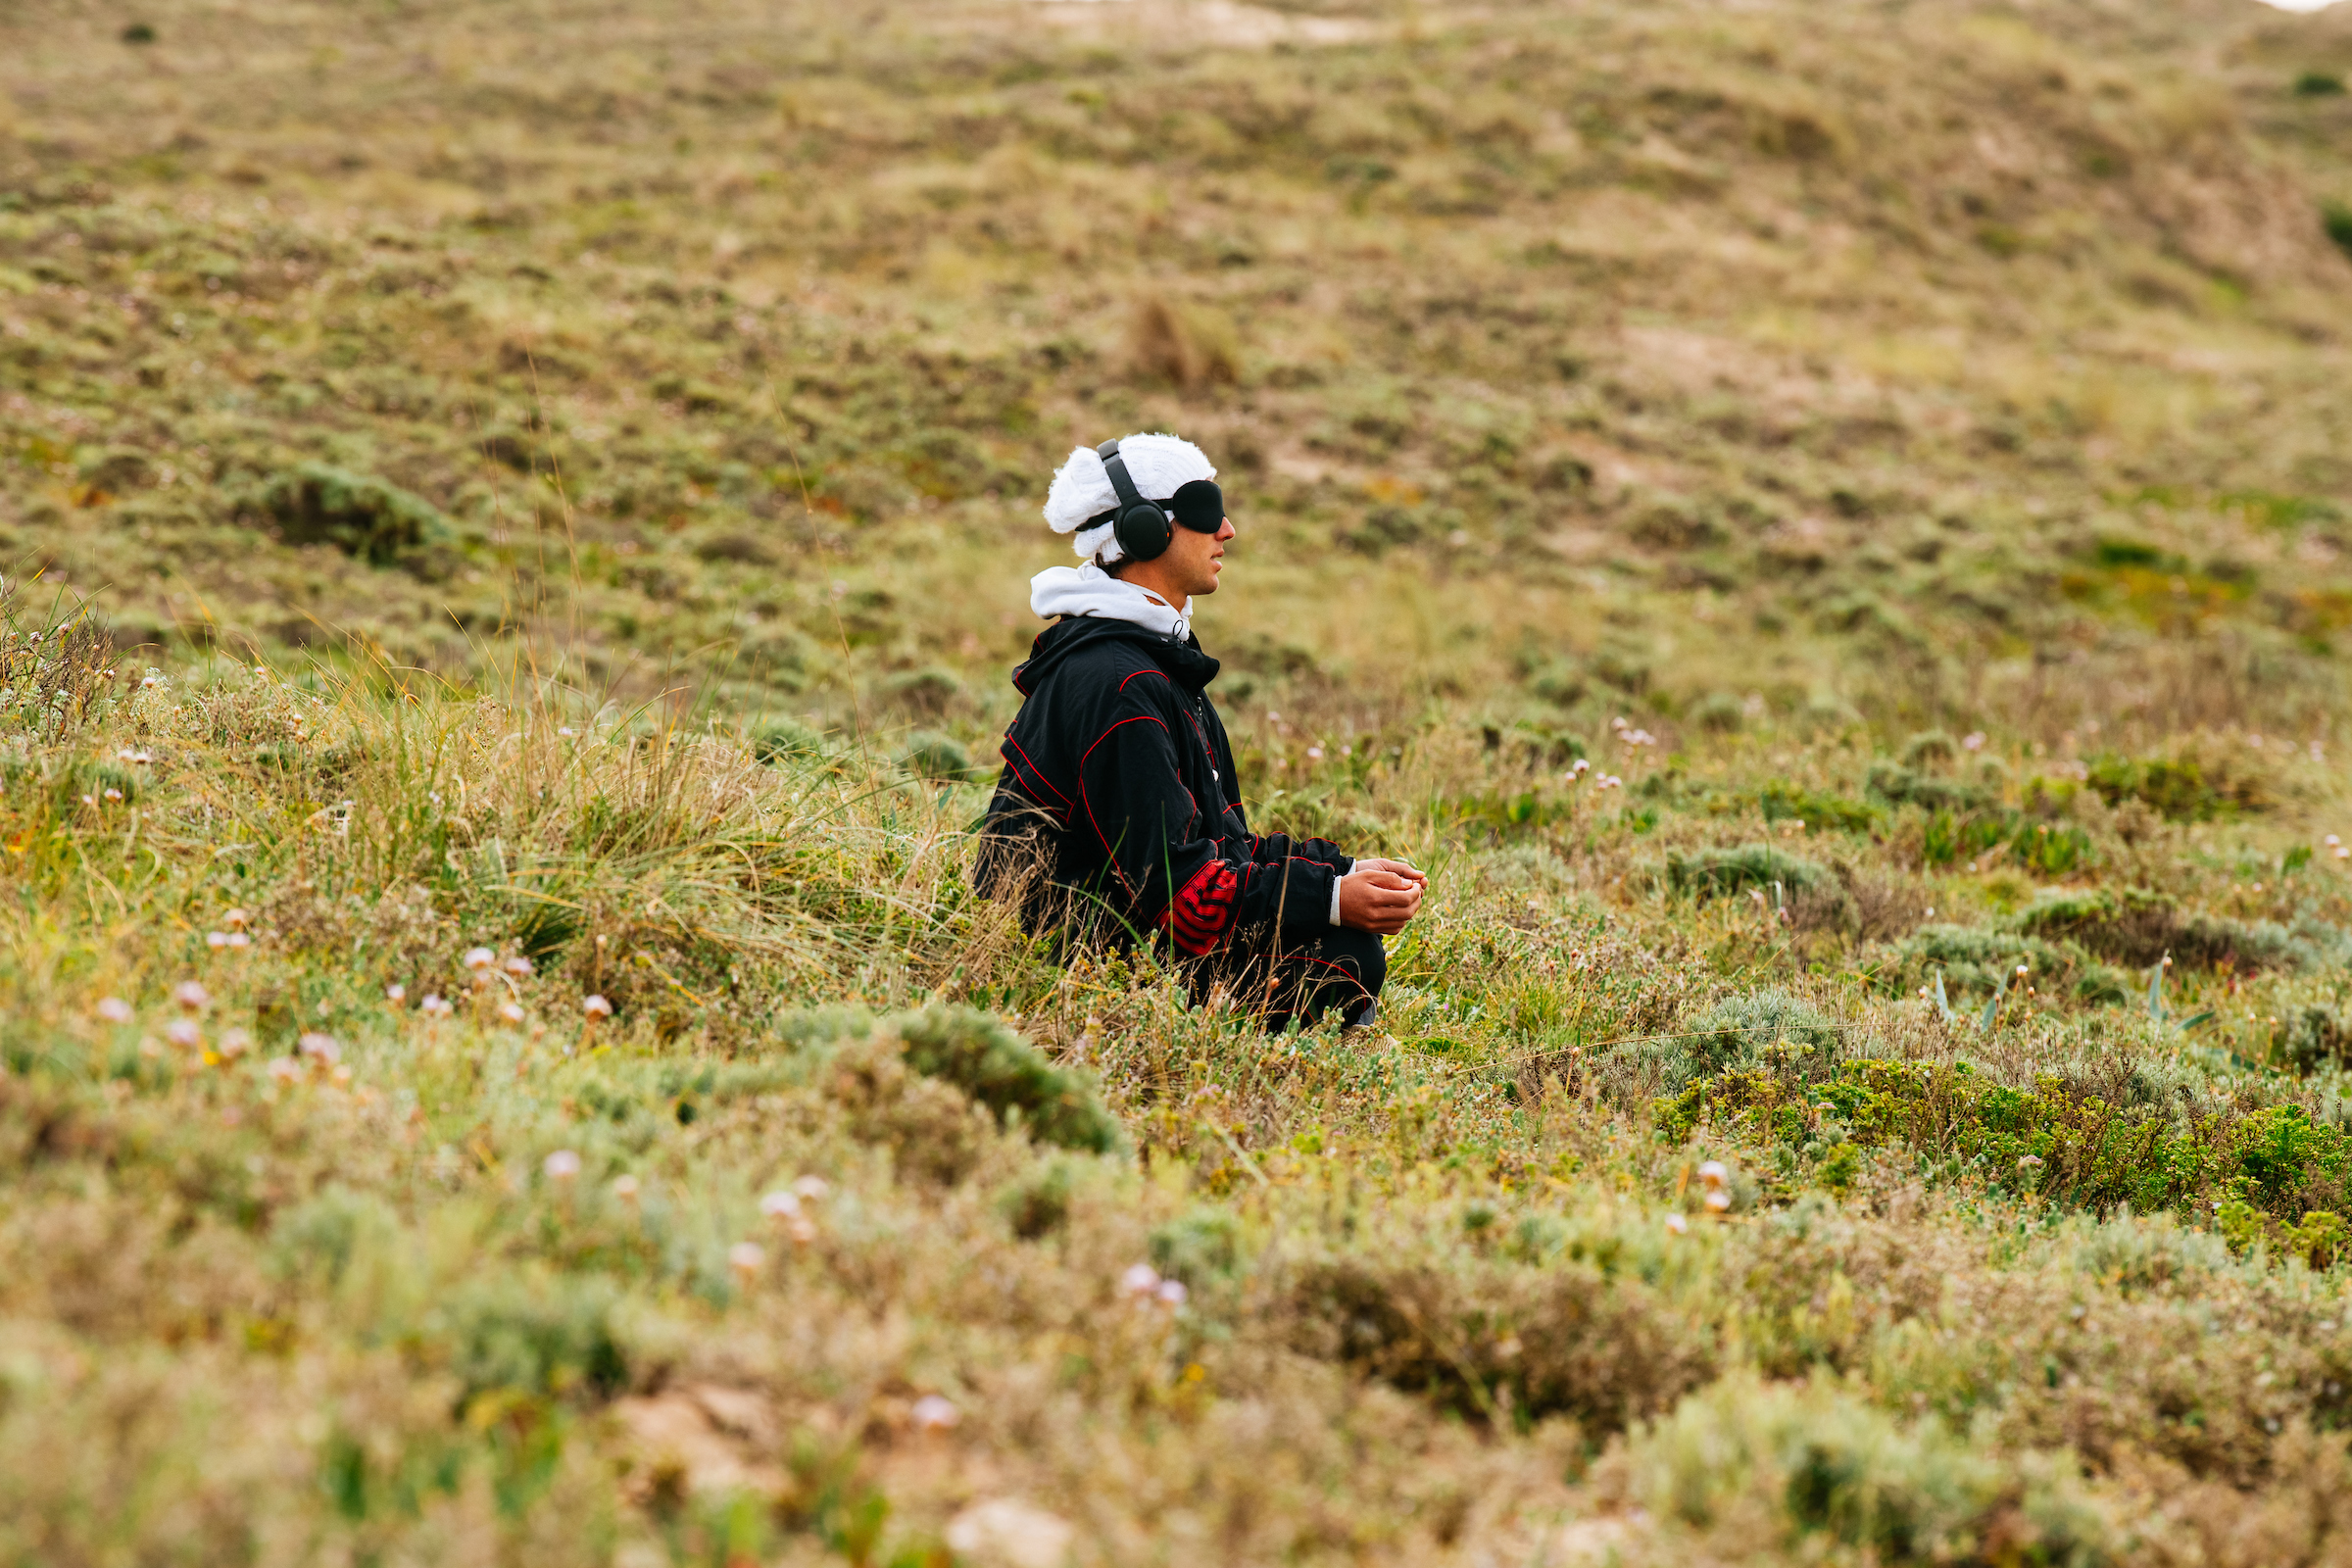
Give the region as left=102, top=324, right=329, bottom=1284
left=1194, top=925, right=1387, bottom=1033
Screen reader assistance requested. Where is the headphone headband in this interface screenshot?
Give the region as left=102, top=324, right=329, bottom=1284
left=1097, top=439, right=1152, bottom=516
left=1097, top=437, right=1175, bottom=564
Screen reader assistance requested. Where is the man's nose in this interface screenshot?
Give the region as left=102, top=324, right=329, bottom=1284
left=1215, top=517, right=1236, bottom=541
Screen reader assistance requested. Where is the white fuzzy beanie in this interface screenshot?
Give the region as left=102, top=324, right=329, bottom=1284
left=1041, top=433, right=1217, bottom=566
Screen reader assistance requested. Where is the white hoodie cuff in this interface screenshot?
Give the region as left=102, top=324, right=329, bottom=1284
left=1330, top=859, right=1353, bottom=927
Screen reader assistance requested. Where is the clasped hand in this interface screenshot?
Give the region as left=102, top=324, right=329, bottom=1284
left=1337, top=857, right=1428, bottom=936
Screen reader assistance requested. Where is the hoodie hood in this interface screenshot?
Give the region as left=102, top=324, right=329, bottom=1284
left=1029, top=563, right=1191, bottom=640
left=1011, top=606, right=1220, bottom=697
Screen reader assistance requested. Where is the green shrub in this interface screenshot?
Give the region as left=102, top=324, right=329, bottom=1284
left=1758, top=783, right=1881, bottom=833
left=251, top=463, right=454, bottom=571
left=1887, top=923, right=2096, bottom=997
left=1670, top=1052, right=2352, bottom=1229
left=1527, top=661, right=1588, bottom=708
left=2093, top=535, right=2172, bottom=568
left=893, top=1004, right=1123, bottom=1154
left=1689, top=692, right=1745, bottom=733
left=2290, top=1209, right=2348, bottom=1269
left=1508, top=721, right=1585, bottom=764
left=2083, top=754, right=2247, bottom=820
left=2012, top=886, right=2179, bottom=966
left=1918, top=809, right=2092, bottom=873
left=429, top=1276, right=629, bottom=1404
left=900, top=730, right=983, bottom=782
left=752, top=717, right=828, bottom=762
left=881, top=666, right=962, bottom=717
left=1640, top=989, right=1848, bottom=1101
left=1288, top=1254, right=1713, bottom=1432
left=2282, top=1006, right=2352, bottom=1075
left=998, top=1157, right=1078, bottom=1240
left=272, top=1186, right=400, bottom=1286
left=1666, top=845, right=1825, bottom=900
left=1150, top=1207, right=1245, bottom=1288
left=1899, top=730, right=1957, bottom=769
left=1864, top=764, right=1989, bottom=814
left=1621, top=1375, right=2112, bottom=1560
left=2296, top=71, right=2347, bottom=96
left=2172, top=912, right=2348, bottom=973
left=2328, top=200, right=2352, bottom=262
left=2015, top=887, right=2348, bottom=972
left=2234, top=1103, right=2348, bottom=1213
left=77, top=446, right=155, bottom=492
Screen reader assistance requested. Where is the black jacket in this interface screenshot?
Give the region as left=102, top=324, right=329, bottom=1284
left=976, top=614, right=1349, bottom=953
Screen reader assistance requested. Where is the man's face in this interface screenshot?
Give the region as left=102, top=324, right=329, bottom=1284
left=1163, top=514, right=1236, bottom=599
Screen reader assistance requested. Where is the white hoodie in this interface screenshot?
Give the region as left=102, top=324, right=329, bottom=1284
left=1028, top=563, right=1191, bottom=641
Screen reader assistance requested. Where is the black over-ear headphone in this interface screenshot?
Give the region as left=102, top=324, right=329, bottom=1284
left=1098, top=438, right=1175, bottom=564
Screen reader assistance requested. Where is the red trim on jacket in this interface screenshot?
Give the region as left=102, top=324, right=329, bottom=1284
left=1077, top=713, right=1171, bottom=899
left=1000, top=731, right=1072, bottom=817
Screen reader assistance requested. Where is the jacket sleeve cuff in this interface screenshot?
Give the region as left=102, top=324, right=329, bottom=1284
left=1329, top=870, right=1346, bottom=927
left=1278, top=860, right=1341, bottom=941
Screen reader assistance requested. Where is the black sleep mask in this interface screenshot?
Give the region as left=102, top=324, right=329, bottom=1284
left=1086, top=474, right=1232, bottom=535
left=1168, top=478, right=1224, bottom=534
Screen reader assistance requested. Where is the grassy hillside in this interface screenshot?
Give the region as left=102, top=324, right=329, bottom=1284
left=8, top=0, right=2352, bottom=738
left=11, top=0, right=2352, bottom=1563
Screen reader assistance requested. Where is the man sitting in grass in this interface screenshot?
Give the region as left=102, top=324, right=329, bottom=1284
left=976, top=432, right=1425, bottom=1031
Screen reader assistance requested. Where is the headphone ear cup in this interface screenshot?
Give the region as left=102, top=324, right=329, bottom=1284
left=1114, top=502, right=1172, bottom=562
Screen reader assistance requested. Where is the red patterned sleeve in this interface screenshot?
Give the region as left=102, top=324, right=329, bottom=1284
left=1167, top=859, right=1241, bottom=956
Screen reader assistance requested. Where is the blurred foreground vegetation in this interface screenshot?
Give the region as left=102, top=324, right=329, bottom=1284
left=13, top=0, right=2352, bottom=1562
